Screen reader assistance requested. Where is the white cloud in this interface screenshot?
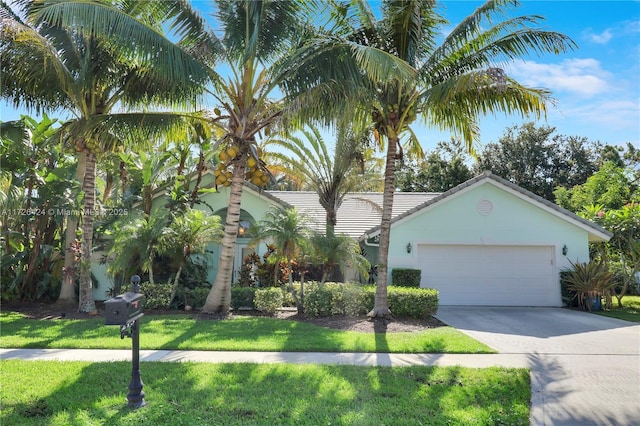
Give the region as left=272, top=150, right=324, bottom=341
left=507, top=58, right=611, bottom=97
left=586, top=28, right=613, bottom=44
left=624, top=20, right=640, bottom=34
left=563, top=99, right=640, bottom=129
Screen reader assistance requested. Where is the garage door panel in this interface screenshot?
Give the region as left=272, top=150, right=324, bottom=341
left=417, top=244, right=557, bottom=306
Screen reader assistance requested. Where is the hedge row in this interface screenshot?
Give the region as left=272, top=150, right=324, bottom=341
left=247, top=282, right=439, bottom=319
left=391, top=268, right=421, bottom=288
left=137, top=281, right=439, bottom=320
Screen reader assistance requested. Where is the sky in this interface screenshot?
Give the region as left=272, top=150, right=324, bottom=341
left=421, top=0, right=640, bottom=151
left=1, top=1, right=639, bottom=154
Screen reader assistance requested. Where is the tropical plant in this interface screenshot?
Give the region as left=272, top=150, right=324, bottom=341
left=310, top=232, right=370, bottom=284
left=563, top=261, right=615, bottom=311
left=158, top=208, right=223, bottom=307
left=0, top=114, right=76, bottom=302
left=1, top=0, right=210, bottom=312
left=266, top=122, right=373, bottom=236
left=250, top=207, right=311, bottom=313
left=108, top=211, right=169, bottom=292
left=581, top=202, right=640, bottom=307
left=294, top=0, right=575, bottom=317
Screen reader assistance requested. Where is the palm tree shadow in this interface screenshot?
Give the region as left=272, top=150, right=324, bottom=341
left=371, top=317, right=392, bottom=365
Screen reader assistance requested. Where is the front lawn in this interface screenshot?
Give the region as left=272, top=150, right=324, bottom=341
left=0, top=312, right=493, bottom=353
left=0, top=360, right=530, bottom=425
left=595, top=295, right=640, bottom=322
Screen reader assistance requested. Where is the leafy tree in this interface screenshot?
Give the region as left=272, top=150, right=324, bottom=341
left=303, top=0, right=574, bottom=317
left=266, top=122, right=372, bottom=236
left=555, top=162, right=635, bottom=212
left=396, top=139, right=473, bottom=192
left=1, top=0, right=210, bottom=312
left=580, top=203, right=640, bottom=307
left=476, top=123, right=600, bottom=201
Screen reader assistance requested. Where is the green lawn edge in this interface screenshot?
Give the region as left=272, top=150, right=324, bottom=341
left=0, top=312, right=494, bottom=354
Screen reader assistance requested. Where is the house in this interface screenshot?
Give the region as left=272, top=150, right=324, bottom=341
left=92, top=171, right=611, bottom=306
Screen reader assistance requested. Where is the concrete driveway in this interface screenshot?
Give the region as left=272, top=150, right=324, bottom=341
left=435, top=306, right=640, bottom=426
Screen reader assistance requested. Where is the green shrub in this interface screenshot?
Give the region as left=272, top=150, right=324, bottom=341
left=303, top=282, right=338, bottom=317
left=248, top=281, right=439, bottom=319
left=281, top=284, right=298, bottom=307
left=361, top=285, right=438, bottom=319
left=342, top=284, right=368, bottom=316
left=231, top=287, right=257, bottom=311
left=303, top=282, right=369, bottom=317
left=388, top=287, right=439, bottom=319
left=189, top=287, right=211, bottom=309
left=138, top=281, right=172, bottom=309
left=391, top=268, right=421, bottom=287
left=254, top=287, right=283, bottom=316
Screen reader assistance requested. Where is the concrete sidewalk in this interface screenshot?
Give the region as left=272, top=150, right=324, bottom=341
left=0, top=348, right=530, bottom=368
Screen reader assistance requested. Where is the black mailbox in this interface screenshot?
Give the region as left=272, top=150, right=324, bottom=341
left=105, top=292, right=144, bottom=325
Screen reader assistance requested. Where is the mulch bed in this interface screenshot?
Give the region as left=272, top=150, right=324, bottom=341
left=2, top=302, right=446, bottom=333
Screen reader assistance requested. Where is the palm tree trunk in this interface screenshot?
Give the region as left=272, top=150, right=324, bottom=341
left=56, top=153, right=87, bottom=306
left=368, top=135, right=397, bottom=319
left=326, top=207, right=337, bottom=237
left=288, top=259, right=301, bottom=313
left=78, top=151, right=97, bottom=314
left=148, top=253, right=156, bottom=286
left=169, top=261, right=185, bottom=308
left=203, top=158, right=246, bottom=313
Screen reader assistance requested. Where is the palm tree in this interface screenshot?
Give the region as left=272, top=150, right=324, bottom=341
left=294, top=0, right=575, bottom=317
left=250, top=206, right=310, bottom=313
left=108, top=211, right=169, bottom=292
left=198, top=0, right=321, bottom=313
left=266, top=122, right=374, bottom=236
left=310, top=231, right=370, bottom=284
left=158, top=208, right=223, bottom=308
left=1, top=1, right=211, bottom=312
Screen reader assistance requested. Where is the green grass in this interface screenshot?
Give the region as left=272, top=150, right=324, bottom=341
left=0, top=312, right=493, bottom=353
left=0, top=360, right=530, bottom=425
left=595, top=295, right=640, bottom=322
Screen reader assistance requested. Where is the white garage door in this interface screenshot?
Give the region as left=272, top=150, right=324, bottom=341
left=417, top=244, right=558, bottom=306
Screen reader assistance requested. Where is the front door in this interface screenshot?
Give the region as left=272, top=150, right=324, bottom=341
left=233, top=242, right=254, bottom=283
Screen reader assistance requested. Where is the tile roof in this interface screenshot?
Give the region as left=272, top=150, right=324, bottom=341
left=267, top=191, right=440, bottom=238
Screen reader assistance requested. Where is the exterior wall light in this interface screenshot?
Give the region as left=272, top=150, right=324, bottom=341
left=562, top=244, right=568, bottom=256
left=238, top=220, right=251, bottom=237
left=406, top=242, right=412, bottom=253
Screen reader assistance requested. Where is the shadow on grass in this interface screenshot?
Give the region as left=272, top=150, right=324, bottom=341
left=1, top=360, right=531, bottom=425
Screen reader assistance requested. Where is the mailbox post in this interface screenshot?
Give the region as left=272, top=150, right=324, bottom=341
left=104, top=275, right=146, bottom=409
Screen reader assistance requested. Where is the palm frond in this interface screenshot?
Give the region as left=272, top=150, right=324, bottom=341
left=0, top=17, right=76, bottom=112
left=29, top=0, right=211, bottom=90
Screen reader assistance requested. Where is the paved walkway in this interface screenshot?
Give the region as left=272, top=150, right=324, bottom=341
left=0, top=348, right=530, bottom=367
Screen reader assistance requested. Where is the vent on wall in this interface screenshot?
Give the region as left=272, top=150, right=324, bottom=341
left=477, top=199, right=493, bottom=215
